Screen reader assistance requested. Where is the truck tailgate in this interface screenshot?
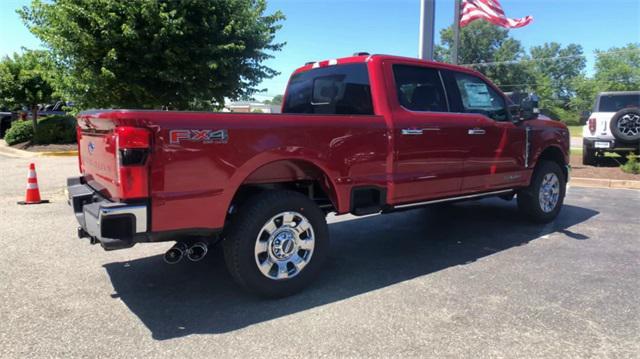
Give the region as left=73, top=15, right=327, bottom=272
left=77, top=116, right=119, bottom=198
left=77, top=111, right=151, bottom=201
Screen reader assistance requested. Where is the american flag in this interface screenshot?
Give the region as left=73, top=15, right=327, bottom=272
left=460, top=0, right=533, bottom=29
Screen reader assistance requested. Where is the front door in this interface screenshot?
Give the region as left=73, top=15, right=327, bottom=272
left=444, top=71, right=527, bottom=191
left=464, top=117, right=527, bottom=191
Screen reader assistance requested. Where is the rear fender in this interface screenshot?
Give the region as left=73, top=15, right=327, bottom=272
left=222, top=150, right=342, bottom=222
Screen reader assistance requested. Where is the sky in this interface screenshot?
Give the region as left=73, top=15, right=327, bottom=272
left=1, top=0, right=639, bottom=99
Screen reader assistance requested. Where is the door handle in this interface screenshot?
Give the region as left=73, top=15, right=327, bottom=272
left=468, top=128, right=486, bottom=135
left=401, top=129, right=424, bottom=135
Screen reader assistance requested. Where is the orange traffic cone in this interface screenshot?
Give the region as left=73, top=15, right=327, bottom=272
left=17, top=163, right=49, bottom=205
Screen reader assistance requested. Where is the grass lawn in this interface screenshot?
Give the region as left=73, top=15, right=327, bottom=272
left=568, top=125, right=583, bottom=137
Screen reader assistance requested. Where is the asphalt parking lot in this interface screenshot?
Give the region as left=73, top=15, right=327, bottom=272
left=1, top=154, right=638, bottom=358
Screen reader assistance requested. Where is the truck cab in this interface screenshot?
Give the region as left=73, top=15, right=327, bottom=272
left=68, top=54, right=570, bottom=297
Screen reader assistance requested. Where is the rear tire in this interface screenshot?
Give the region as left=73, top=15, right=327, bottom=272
left=582, top=144, right=596, bottom=166
left=223, top=190, right=329, bottom=298
left=517, top=160, right=566, bottom=223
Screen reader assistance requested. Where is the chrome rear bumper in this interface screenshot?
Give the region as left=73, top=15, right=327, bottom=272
left=67, top=177, right=148, bottom=250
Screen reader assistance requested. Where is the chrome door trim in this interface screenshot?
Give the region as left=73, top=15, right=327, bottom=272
left=401, top=129, right=424, bottom=135
left=468, top=128, right=486, bottom=135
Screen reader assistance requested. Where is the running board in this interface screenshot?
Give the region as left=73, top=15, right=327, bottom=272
left=390, top=189, right=515, bottom=210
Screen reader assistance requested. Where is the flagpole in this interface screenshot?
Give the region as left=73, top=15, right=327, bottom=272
left=452, top=0, right=461, bottom=64
left=418, top=0, right=436, bottom=60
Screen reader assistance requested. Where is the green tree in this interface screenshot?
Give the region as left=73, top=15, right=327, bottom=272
left=0, top=50, right=55, bottom=131
left=529, top=42, right=586, bottom=100
left=569, top=43, right=640, bottom=114
left=525, top=43, right=586, bottom=124
left=569, top=75, right=598, bottom=114
left=593, top=43, right=640, bottom=91
left=435, top=21, right=532, bottom=92
left=19, top=0, right=285, bottom=110
left=263, top=94, right=283, bottom=105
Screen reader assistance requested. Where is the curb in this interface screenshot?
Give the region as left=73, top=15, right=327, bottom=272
left=571, top=177, right=640, bottom=190
left=0, top=141, right=38, bottom=158
left=0, top=140, right=77, bottom=158
left=37, top=150, right=78, bottom=157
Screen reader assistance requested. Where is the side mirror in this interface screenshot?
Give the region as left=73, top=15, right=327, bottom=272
left=519, top=95, right=539, bottom=121
left=509, top=104, right=522, bottom=122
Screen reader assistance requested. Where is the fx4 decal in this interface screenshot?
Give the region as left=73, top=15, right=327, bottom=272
left=169, top=129, right=228, bottom=144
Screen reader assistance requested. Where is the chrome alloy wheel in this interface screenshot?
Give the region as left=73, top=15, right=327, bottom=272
left=538, top=173, right=560, bottom=213
left=254, top=211, right=315, bottom=280
left=617, top=113, right=640, bottom=137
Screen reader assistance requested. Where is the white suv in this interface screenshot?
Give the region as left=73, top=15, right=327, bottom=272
left=582, top=91, right=640, bottom=165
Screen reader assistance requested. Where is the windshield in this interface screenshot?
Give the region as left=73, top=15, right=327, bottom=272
left=283, top=63, right=373, bottom=115
left=597, top=94, right=640, bottom=112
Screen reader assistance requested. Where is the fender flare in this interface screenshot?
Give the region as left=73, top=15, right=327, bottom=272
left=530, top=144, right=569, bottom=181
left=220, top=148, right=342, bottom=222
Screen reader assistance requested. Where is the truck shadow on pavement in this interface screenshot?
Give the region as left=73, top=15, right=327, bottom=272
left=103, top=198, right=598, bottom=340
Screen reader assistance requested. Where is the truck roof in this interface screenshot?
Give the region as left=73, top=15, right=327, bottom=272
left=293, top=54, right=480, bottom=76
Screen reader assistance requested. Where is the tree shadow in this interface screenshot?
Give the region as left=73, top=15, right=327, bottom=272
left=593, top=156, right=627, bottom=168
left=103, top=198, right=598, bottom=340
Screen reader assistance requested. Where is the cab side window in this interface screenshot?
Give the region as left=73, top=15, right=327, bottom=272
left=393, top=65, right=448, bottom=112
left=283, top=63, right=373, bottom=115
left=453, top=72, right=509, bottom=121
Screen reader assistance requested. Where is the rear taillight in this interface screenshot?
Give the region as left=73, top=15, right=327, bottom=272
left=588, top=118, right=596, bottom=135
left=115, top=126, right=150, bottom=199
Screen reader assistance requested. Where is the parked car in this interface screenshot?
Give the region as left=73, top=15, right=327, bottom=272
left=0, top=108, right=14, bottom=138
left=25, top=101, right=72, bottom=119
left=582, top=91, right=640, bottom=165
left=67, top=53, right=570, bottom=297
left=1, top=101, right=73, bottom=139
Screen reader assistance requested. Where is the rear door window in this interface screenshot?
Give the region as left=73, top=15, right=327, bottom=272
left=392, top=65, right=448, bottom=112
left=283, top=63, right=373, bottom=115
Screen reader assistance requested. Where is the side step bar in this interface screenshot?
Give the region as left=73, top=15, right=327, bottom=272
left=390, top=189, right=515, bottom=210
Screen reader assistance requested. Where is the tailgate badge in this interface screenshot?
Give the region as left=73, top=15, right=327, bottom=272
left=88, top=142, right=95, bottom=154
left=169, top=129, right=228, bottom=144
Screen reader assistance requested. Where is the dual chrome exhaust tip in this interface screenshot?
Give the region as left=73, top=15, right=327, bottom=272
left=163, top=241, right=208, bottom=264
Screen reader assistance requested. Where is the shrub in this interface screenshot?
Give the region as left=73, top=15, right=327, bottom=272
left=621, top=153, right=640, bottom=175
left=4, top=120, right=34, bottom=145
left=33, top=115, right=77, bottom=144
left=542, top=106, right=581, bottom=126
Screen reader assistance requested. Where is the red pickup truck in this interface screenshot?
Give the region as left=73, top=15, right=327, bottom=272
left=68, top=54, right=570, bottom=297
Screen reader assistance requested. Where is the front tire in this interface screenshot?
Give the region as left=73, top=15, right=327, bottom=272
left=223, top=190, right=329, bottom=297
left=517, top=160, right=566, bottom=223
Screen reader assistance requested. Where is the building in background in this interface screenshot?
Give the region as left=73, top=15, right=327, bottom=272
left=224, top=101, right=281, bottom=113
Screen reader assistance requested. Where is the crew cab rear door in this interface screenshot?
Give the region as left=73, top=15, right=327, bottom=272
left=385, top=62, right=475, bottom=204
